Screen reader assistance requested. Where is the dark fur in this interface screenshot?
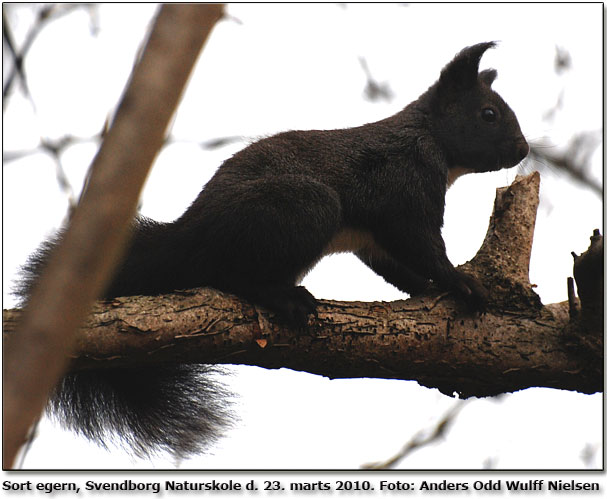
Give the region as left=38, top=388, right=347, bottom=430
left=17, top=42, right=528, bottom=458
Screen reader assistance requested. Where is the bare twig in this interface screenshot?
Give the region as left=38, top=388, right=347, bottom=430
left=362, top=401, right=468, bottom=469
left=567, top=276, right=579, bottom=320
left=2, top=4, right=90, bottom=103
left=528, top=134, right=602, bottom=196
left=359, top=56, right=394, bottom=102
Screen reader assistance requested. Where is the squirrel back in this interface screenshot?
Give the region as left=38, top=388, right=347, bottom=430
left=16, top=42, right=528, bottom=459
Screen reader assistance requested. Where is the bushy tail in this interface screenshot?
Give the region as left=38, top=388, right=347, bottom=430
left=14, top=233, right=59, bottom=303
left=15, top=220, right=233, bottom=459
left=47, top=364, right=233, bottom=459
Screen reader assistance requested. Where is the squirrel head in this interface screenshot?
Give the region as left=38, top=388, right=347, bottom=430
left=420, top=42, right=529, bottom=173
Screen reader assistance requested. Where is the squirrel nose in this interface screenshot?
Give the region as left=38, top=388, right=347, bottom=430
left=517, top=139, right=530, bottom=162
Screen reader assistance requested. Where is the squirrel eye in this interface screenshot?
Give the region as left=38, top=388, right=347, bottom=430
left=481, top=107, right=497, bottom=122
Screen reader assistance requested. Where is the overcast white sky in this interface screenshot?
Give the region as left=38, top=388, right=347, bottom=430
left=2, top=1, right=603, bottom=485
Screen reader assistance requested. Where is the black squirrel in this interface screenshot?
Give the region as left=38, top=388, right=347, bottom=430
left=17, top=42, right=529, bottom=459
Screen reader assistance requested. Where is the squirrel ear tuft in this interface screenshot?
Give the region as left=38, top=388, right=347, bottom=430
left=438, top=42, right=497, bottom=90
left=479, top=68, right=498, bottom=87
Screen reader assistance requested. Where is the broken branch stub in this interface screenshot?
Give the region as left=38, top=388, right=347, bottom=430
left=572, top=229, right=604, bottom=333
left=465, top=172, right=542, bottom=311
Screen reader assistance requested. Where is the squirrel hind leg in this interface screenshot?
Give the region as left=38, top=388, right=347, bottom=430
left=202, top=175, right=342, bottom=327
left=232, top=282, right=319, bottom=328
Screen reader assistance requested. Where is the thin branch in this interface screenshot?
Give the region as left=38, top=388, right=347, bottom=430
left=2, top=4, right=224, bottom=469
left=361, top=401, right=468, bottom=469
left=567, top=277, right=579, bottom=320
left=3, top=4, right=87, bottom=103
left=528, top=134, right=602, bottom=197
left=358, top=56, right=394, bottom=102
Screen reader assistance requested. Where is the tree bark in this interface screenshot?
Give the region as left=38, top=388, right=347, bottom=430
left=3, top=173, right=603, bottom=401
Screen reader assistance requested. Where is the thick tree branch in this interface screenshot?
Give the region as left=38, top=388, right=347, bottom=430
left=2, top=4, right=224, bottom=469
left=3, top=174, right=602, bottom=406
left=3, top=284, right=596, bottom=396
